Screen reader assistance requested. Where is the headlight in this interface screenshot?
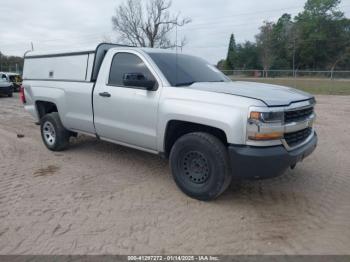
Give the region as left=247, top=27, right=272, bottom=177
left=249, top=111, right=284, bottom=123
left=247, top=110, right=284, bottom=141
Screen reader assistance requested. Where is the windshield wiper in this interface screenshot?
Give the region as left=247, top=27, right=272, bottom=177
left=175, top=81, right=196, bottom=87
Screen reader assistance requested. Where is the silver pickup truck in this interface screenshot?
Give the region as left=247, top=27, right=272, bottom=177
left=21, top=43, right=317, bottom=201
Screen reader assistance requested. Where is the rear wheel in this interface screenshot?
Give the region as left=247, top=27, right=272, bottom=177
left=170, top=132, right=232, bottom=201
left=8, top=92, right=13, bottom=97
left=40, top=112, right=70, bottom=151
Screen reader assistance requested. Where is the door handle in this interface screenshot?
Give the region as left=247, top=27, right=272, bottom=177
left=99, top=92, right=111, bottom=98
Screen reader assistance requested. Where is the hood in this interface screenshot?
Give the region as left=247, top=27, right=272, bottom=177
left=187, top=81, right=314, bottom=107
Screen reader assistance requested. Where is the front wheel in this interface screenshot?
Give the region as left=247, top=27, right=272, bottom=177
left=170, top=132, right=232, bottom=201
left=40, top=112, right=70, bottom=151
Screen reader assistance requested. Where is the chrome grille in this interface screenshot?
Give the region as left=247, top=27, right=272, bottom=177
left=285, top=107, right=314, bottom=124
left=284, top=128, right=312, bottom=147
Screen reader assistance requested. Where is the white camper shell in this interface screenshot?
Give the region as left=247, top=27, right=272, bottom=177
left=23, top=43, right=128, bottom=82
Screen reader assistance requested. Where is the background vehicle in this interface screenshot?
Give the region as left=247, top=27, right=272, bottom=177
left=0, top=75, right=14, bottom=97
left=8, top=73, right=22, bottom=92
left=21, top=43, right=317, bottom=201
left=0, top=72, right=22, bottom=92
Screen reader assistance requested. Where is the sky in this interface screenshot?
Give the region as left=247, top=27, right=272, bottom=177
left=1, top=0, right=350, bottom=64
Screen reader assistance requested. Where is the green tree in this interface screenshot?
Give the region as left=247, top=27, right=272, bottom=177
left=0, top=52, right=24, bottom=73
left=325, top=18, right=350, bottom=71
left=216, top=59, right=226, bottom=70
left=256, top=21, right=275, bottom=76
left=270, top=14, right=294, bottom=69
left=235, top=41, right=261, bottom=70
left=294, top=0, right=350, bottom=69
left=218, top=0, right=350, bottom=71
left=225, top=34, right=238, bottom=70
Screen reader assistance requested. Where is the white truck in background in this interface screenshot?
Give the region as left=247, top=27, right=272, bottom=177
left=21, top=43, right=317, bottom=201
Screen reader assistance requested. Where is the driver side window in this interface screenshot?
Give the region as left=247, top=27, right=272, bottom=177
left=108, top=53, right=157, bottom=88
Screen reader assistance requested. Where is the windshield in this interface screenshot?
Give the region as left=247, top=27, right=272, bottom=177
left=147, top=52, right=230, bottom=86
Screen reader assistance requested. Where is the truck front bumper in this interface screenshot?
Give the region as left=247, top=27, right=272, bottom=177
left=228, top=133, right=318, bottom=179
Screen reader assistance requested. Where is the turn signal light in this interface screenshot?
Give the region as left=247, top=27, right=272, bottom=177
left=249, top=132, right=283, bottom=141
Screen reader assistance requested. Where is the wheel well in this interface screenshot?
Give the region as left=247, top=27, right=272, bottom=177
left=36, top=101, right=58, bottom=120
left=164, top=120, right=228, bottom=157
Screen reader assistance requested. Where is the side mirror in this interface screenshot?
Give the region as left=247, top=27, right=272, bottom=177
left=123, top=73, right=156, bottom=91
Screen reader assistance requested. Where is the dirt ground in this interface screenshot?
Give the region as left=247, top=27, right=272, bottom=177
left=0, top=94, right=349, bottom=255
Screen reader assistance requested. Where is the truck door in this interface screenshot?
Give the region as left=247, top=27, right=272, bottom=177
left=93, top=51, right=161, bottom=151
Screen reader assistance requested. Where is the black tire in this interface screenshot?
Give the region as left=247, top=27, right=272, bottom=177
left=8, top=92, right=13, bottom=97
left=40, top=112, right=70, bottom=151
left=170, top=132, right=232, bottom=201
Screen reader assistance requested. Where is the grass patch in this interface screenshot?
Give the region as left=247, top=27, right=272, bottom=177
left=232, top=77, right=350, bottom=95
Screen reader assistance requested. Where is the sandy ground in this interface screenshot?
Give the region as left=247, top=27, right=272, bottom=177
left=0, top=94, right=349, bottom=255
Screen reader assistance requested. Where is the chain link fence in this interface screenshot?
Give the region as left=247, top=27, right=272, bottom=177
left=0, top=65, right=349, bottom=94
left=0, top=64, right=23, bottom=74
left=221, top=70, right=350, bottom=95
left=221, top=69, right=350, bottom=80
